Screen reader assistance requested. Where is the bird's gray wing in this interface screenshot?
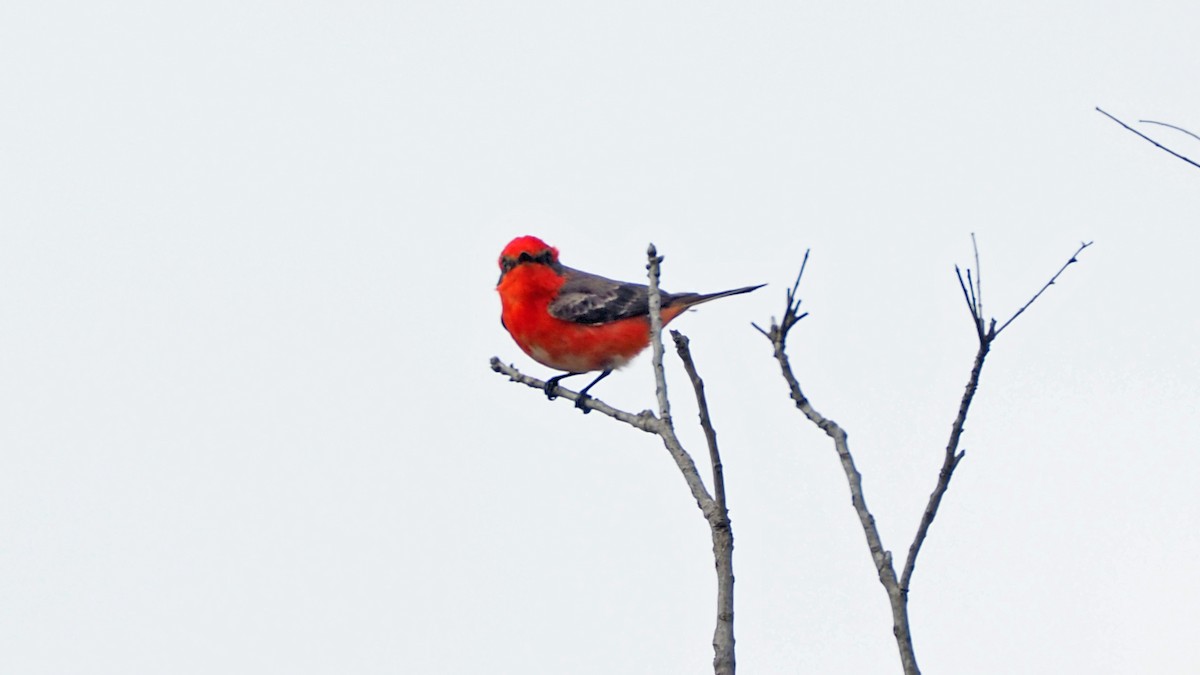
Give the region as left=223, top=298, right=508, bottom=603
left=548, top=266, right=666, bottom=324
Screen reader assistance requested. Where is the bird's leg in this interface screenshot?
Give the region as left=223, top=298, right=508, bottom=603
left=573, top=369, right=613, bottom=413
left=544, top=372, right=583, bottom=400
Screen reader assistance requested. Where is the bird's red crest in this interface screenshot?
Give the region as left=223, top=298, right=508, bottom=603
left=499, top=235, right=558, bottom=267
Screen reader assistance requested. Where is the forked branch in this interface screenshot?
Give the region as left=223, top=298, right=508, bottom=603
left=759, top=238, right=1091, bottom=675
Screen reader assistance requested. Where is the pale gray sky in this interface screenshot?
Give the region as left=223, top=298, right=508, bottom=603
left=2, top=2, right=1198, bottom=673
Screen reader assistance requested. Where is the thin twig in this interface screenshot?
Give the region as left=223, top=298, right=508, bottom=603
left=1097, top=107, right=1200, bottom=169
left=1139, top=119, right=1200, bottom=143
left=971, top=232, right=983, bottom=322
left=752, top=250, right=811, bottom=341
left=966, top=268, right=978, bottom=323
left=995, top=241, right=1093, bottom=336
left=954, top=265, right=982, bottom=341
left=673, top=330, right=735, bottom=675
left=789, top=248, right=811, bottom=302
left=672, top=332, right=727, bottom=511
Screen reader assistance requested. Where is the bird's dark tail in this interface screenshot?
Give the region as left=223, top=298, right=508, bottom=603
left=671, top=283, right=766, bottom=309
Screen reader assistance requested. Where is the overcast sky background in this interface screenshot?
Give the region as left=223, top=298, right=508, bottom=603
left=3, top=2, right=1198, bottom=673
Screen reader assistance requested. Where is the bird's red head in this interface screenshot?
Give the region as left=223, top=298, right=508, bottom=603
left=499, top=235, right=558, bottom=265
left=498, top=236, right=561, bottom=285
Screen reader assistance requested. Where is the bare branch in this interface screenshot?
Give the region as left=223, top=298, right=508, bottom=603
left=971, top=232, right=983, bottom=320
left=903, top=239, right=1091, bottom=591
left=966, top=268, right=978, bottom=322
left=490, top=352, right=715, bottom=517
left=759, top=256, right=920, bottom=675
left=1097, top=107, right=1200, bottom=170
left=672, top=332, right=727, bottom=511
left=642, top=246, right=718, bottom=512
left=645, top=245, right=738, bottom=674
left=755, top=251, right=811, bottom=349
left=1139, top=119, right=1200, bottom=143
left=489, top=357, right=659, bottom=431
left=899, top=340, right=987, bottom=593
left=491, top=355, right=726, bottom=666
left=672, top=330, right=735, bottom=675
left=955, top=236, right=986, bottom=340
left=995, top=241, right=1093, bottom=336
left=758, top=238, right=1091, bottom=675
left=954, top=265, right=982, bottom=340
left=647, top=244, right=673, bottom=427
left=954, top=266, right=972, bottom=314
left=788, top=248, right=811, bottom=302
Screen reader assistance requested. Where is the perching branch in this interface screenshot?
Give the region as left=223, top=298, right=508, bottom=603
left=491, top=244, right=737, bottom=675
left=759, top=237, right=1091, bottom=675
left=644, top=244, right=718, bottom=519
left=489, top=357, right=658, bottom=431
left=1097, top=107, right=1200, bottom=170
left=647, top=246, right=674, bottom=427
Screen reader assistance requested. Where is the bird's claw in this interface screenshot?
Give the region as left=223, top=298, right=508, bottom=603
left=542, top=372, right=597, bottom=412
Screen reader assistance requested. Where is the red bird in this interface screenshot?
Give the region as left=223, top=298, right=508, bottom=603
left=497, top=235, right=763, bottom=411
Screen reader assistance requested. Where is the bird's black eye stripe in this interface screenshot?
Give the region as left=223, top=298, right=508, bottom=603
left=513, top=250, right=556, bottom=266
left=500, top=250, right=557, bottom=282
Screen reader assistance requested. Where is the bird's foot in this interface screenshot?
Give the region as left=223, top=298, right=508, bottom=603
left=544, top=374, right=574, bottom=401
left=574, top=395, right=593, bottom=414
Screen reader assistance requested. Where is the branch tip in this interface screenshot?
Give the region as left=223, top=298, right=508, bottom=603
left=1138, top=119, right=1200, bottom=142
left=1097, top=107, right=1200, bottom=169
left=995, top=240, right=1092, bottom=336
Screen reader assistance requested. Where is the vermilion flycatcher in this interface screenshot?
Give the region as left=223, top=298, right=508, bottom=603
left=497, top=235, right=763, bottom=411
